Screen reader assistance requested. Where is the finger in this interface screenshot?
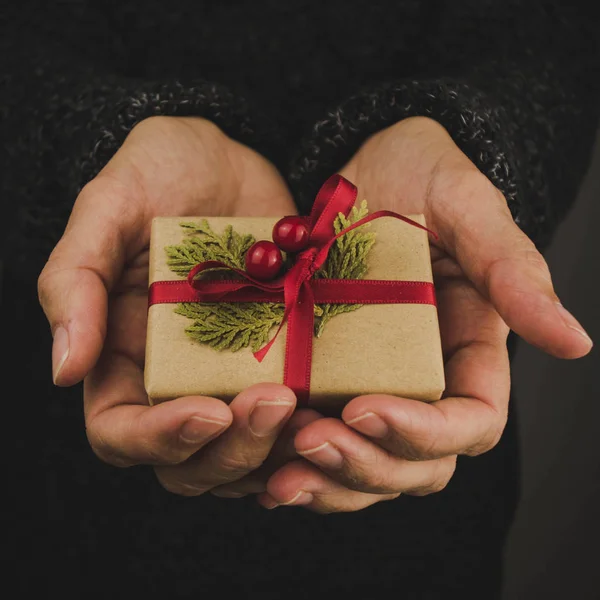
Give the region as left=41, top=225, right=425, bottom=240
left=430, top=157, right=592, bottom=358
left=259, top=460, right=399, bottom=514
left=84, top=351, right=232, bottom=467
left=434, top=266, right=511, bottom=360
left=154, top=383, right=296, bottom=496
left=342, top=395, right=501, bottom=464
left=211, top=408, right=323, bottom=497
left=342, top=339, right=510, bottom=460
left=38, top=175, right=144, bottom=386
left=292, top=418, right=456, bottom=494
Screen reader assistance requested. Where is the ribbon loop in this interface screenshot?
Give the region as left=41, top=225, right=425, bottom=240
left=308, top=175, right=357, bottom=246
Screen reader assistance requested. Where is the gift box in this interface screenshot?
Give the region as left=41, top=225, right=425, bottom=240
left=144, top=177, right=445, bottom=408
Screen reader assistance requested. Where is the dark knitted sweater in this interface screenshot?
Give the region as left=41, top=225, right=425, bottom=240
left=1, top=2, right=598, bottom=599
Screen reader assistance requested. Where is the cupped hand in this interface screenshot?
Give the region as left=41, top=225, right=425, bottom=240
left=213, top=116, right=593, bottom=512
left=38, top=116, right=305, bottom=494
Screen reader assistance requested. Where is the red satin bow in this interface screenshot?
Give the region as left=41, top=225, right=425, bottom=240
left=148, top=174, right=437, bottom=403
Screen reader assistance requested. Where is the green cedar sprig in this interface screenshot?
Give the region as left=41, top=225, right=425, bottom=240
left=313, top=201, right=375, bottom=337
left=165, top=221, right=255, bottom=274
left=165, top=203, right=374, bottom=351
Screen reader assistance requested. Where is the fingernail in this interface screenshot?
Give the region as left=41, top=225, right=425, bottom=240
left=345, top=412, right=389, bottom=438
left=249, top=398, right=294, bottom=437
left=211, top=490, right=247, bottom=498
left=298, top=442, right=344, bottom=469
left=555, top=302, right=593, bottom=347
left=280, top=490, right=314, bottom=506
left=52, top=326, right=70, bottom=385
left=179, top=416, right=228, bottom=444
left=260, top=493, right=280, bottom=509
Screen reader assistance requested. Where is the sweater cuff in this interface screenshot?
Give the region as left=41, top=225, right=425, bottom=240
left=76, top=79, right=272, bottom=188
left=287, top=80, right=533, bottom=241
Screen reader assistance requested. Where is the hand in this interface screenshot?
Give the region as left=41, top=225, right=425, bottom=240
left=38, top=116, right=305, bottom=495
left=215, top=116, right=592, bottom=512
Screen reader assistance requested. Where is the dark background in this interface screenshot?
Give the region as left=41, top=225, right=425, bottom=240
left=2, top=135, right=598, bottom=599
left=504, top=130, right=600, bottom=598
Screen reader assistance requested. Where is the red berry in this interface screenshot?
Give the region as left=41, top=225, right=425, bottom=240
left=272, top=216, right=310, bottom=252
left=245, top=240, right=283, bottom=281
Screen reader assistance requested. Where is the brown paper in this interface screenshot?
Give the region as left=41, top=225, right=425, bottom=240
left=144, top=215, right=445, bottom=409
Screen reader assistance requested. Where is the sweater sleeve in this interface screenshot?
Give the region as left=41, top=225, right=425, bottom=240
left=287, top=1, right=600, bottom=251
left=0, top=6, right=268, bottom=280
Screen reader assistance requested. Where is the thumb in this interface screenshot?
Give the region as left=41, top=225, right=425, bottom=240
left=435, top=172, right=592, bottom=359
left=38, top=178, right=139, bottom=386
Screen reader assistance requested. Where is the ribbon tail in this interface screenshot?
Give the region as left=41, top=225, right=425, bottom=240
left=252, top=260, right=308, bottom=363
left=312, top=209, right=439, bottom=272
left=253, top=322, right=284, bottom=363
left=253, top=293, right=296, bottom=362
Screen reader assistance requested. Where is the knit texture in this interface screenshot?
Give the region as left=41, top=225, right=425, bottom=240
left=164, top=203, right=375, bottom=351
left=2, top=2, right=599, bottom=277
left=1, top=1, right=599, bottom=598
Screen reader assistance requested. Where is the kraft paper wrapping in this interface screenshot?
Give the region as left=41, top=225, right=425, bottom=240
left=144, top=215, right=445, bottom=408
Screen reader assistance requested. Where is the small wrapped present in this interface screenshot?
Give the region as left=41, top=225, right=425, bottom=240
left=144, top=175, right=444, bottom=409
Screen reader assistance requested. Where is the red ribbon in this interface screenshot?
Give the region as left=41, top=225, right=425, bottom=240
left=148, top=175, right=437, bottom=404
